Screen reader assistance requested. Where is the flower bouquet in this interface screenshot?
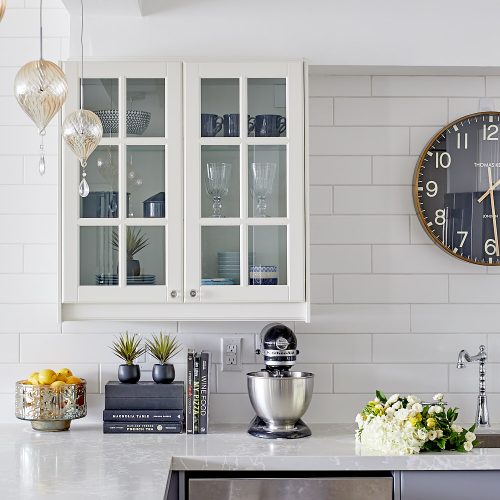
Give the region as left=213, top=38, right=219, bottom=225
left=355, top=390, right=478, bottom=455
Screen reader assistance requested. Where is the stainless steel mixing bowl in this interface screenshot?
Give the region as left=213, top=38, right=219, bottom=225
left=247, top=371, right=314, bottom=431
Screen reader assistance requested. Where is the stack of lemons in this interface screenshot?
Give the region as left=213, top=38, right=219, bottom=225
left=24, top=368, right=82, bottom=391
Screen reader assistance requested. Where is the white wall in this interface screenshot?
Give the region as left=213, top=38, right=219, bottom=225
left=1, top=2, right=500, bottom=426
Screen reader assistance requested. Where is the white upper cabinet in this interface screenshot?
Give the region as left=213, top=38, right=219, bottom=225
left=61, top=61, right=308, bottom=322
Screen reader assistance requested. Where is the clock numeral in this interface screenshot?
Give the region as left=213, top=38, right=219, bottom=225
left=435, top=209, right=446, bottom=226
left=483, top=124, right=499, bottom=141
left=435, top=152, right=451, bottom=169
left=425, top=181, right=438, bottom=197
left=485, top=239, right=498, bottom=256
left=457, top=230, right=468, bottom=247
left=457, top=132, right=468, bottom=149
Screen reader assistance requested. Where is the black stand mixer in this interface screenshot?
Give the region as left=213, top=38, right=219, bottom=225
left=247, top=323, right=314, bottom=439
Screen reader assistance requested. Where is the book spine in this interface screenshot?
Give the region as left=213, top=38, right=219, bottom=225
left=104, top=382, right=184, bottom=398
left=103, top=422, right=183, bottom=434
left=193, top=353, right=200, bottom=434
left=186, top=349, right=194, bottom=434
left=104, top=398, right=185, bottom=410
left=103, top=410, right=184, bottom=422
left=199, top=351, right=209, bottom=434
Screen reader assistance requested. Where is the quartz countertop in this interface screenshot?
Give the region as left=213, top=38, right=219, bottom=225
left=2, top=423, right=500, bottom=499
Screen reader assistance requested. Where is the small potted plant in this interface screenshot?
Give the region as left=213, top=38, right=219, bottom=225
left=112, top=227, right=149, bottom=277
left=110, top=332, right=146, bottom=384
left=146, top=332, right=182, bottom=384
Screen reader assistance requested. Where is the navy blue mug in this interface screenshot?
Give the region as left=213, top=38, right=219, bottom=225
left=223, top=114, right=256, bottom=137
left=201, top=113, right=223, bottom=137
left=254, top=114, right=286, bottom=137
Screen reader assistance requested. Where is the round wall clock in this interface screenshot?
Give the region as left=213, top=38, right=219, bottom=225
left=413, top=111, right=500, bottom=266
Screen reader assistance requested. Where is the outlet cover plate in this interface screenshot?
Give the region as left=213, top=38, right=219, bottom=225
left=221, top=337, right=242, bottom=372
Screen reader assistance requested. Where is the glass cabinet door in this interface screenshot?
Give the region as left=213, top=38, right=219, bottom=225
left=184, top=62, right=305, bottom=303
left=62, top=62, right=182, bottom=304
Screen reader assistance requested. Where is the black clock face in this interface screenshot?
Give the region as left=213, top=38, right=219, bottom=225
left=414, top=112, right=500, bottom=265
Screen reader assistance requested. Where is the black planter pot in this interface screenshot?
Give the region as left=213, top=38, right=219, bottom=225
left=118, top=364, right=141, bottom=384
left=152, top=364, right=175, bottom=384
left=127, top=259, right=140, bottom=277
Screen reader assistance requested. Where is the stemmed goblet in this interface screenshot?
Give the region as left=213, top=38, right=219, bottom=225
left=251, top=162, right=277, bottom=217
left=205, top=162, right=232, bottom=218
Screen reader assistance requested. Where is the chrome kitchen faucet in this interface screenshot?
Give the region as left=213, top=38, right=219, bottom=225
left=456, top=345, right=489, bottom=428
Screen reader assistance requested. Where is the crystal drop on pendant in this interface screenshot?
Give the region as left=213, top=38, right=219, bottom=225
left=39, top=155, right=46, bottom=176
left=79, top=178, right=90, bottom=198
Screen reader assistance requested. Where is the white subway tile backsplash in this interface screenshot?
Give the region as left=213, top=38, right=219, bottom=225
left=0, top=305, right=59, bottom=333
left=0, top=334, right=19, bottom=363
left=304, top=393, right=373, bottom=423
left=450, top=275, right=500, bottom=303
left=310, top=127, right=409, bottom=156
left=309, top=76, right=371, bottom=97
left=335, top=98, right=447, bottom=126
left=23, top=245, right=57, bottom=274
left=296, top=304, right=410, bottom=334
left=334, top=274, right=448, bottom=304
left=410, top=215, right=431, bottom=244
left=0, top=37, right=61, bottom=65
left=310, top=245, right=371, bottom=274
left=0, top=125, right=58, bottom=156
left=310, top=186, right=333, bottom=214
left=409, top=126, right=441, bottom=155
left=373, top=334, right=487, bottom=363
left=449, top=363, right=500, bottom=393
left=487, top=335, right=500, bottom=362
left=309, top=97, right=334, bottom=126
left=296, top=333, right=371, bottom=362
left=334, top=186, right=414, bottom=215
left=373, top=76, right=485, bottom=97
left=334, top=364, right=448, bottom=393
left=0, top=185, right=57, bottom=214
left=310, top=274, right=333, bottom=304
left=309, top=156, right=372, bottom=185
left=24, top=155, right=58, bottom=185
left=0, top=68, right=19, bottom=96
left=0, top=275, right=57, bottom=303
left=0, top=245, right=23, bottom=273
left=486, top=77, right=500, bottom=96
left=0, top=8, right=69, bottom=38
left=61, top=320, right=177, bottom=334
left=372, top=156, right=416, bottom=185
left=209, top=393, right=254, bottom=423
left=0, top=156, right=24, bottom=184
left=0, top=215, right=57, bottom=244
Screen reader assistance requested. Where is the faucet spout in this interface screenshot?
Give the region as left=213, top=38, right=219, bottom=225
left=457, top=349, right=469, bottom=369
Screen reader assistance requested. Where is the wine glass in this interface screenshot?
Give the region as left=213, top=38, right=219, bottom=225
left=251, top=162, right=277, bottom=217
left=205, top=162, right=232, bottom=218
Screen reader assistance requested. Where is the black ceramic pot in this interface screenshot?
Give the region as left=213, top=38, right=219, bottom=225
left=127, top=259, right=140, bottom=277
left=118, top=364, right=141, bottom=384
left=152, top=364, right=175, bottom=384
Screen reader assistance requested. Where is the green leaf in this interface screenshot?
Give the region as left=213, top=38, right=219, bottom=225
left=375, top=390, right=387, bottom=403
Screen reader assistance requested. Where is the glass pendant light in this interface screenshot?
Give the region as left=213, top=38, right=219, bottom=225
left=0, top=1, right=6, bottom=22
left=62, top=0, right=102, bottom=198
left=14, top=0, right=68, bottom=176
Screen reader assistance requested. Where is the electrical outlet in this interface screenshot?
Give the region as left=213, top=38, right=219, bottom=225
left=222, top=337, right=242, bottom=371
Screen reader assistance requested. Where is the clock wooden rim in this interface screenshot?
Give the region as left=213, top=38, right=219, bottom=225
left=413, top=110, right=500, bottom=266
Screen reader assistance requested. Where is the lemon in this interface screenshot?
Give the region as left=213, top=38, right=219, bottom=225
left=55, top=373, right=68, bottom=383
left=65, top=376, right=82, bottom=385
left=27, top=372, right=39, bottom=385
left=50, top=380, right=65, bottom=392
left=38, top=369, right=57, bottom=385
left=57, top=368, right=73, bottom=378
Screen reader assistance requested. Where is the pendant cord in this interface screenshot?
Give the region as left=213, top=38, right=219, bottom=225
left=80, top=0, right=84, bottom=110
left=39, top=0, right=43, bottom=60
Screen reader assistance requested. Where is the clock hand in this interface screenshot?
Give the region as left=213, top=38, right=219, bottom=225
left=478, top=178, right=500, bottom=203
left=487, top=167, right=500, bottom=257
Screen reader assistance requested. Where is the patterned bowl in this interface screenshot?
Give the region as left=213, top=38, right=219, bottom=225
left=94, top=109, right=151, bottom=136
left=15, top=379, right=87, bottom=431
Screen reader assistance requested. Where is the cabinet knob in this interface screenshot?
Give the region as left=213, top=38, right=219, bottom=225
left=189, top=289, right=197, bottom=298
left=170, top=290, right=178, bottom=298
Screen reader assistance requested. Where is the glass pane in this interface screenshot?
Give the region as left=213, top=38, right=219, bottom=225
left=82, top=78, right=119, bottom=138
left=80, top=146, right=119, bottom=218
left=201, top=78, right=239, bottom=137
left=202, top=226, right=240, bottom=285
left=248, top=78, right=287, bottom=137
left=201, top=146, right=239, bottom=218
left=248, top=145, right=287, bottom=217
left=126, top=226, right=165, bottom=285
left=248, top=226, right=287, bottom=285
left=80, top=226, right=118, bottom=286
left=127, top=146, right=165, bottom=218
left=126, top=78, right=165, bottom=137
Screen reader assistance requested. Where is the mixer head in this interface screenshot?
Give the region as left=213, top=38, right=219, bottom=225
left=257, top=323, right=299, bottom=371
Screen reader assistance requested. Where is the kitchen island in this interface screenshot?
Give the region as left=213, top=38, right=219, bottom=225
left=2, top=423, right=500, bottom=499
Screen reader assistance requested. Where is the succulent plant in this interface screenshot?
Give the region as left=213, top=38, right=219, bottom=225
left=110, top=332, right=146, bottom=365
left=146, top=333, right=182, bottom=365
left=112, top=227, right=149, bottom=260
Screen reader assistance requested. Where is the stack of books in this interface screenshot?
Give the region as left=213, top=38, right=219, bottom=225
left=186, top=350, right=211, bottom=434
left=103, top=381, right=184, bottom=434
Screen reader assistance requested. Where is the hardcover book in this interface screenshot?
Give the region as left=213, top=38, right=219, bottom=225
left=104, top=397, right=185, bottom=410
left=103, top=421, right=183, bottom=434
left=199, top=351, right=210, bottom=434
left=105, top=381, right=184, bottom=398
left=193, top=353, right=200, bottom=433
left=186, top=349, right=194, bottom=434
left=103, top=409, right=183, bottom=422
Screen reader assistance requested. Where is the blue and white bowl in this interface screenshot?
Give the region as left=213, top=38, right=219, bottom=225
left=249, top=265, right=278, bottom=285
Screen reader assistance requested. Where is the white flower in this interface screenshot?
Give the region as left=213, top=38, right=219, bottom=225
left=412, top=403, right=423, bottom=413
left=387, top=394, right=400, bottom=405
left=395, top=408, right=410, bottom=421
left=428, top=430, right=438, bottom=441
left=433, top=405, right=443, bottom=414
left=407, top=395, right=420, bottom=405
left=464, top=441, right=473, bottom=452
left=374, top=397, right=380, bottom=403
left=433, top=393, right=444, bottom=402
left=355, top=413, right=364, bottom=427
left=385, top=408, right=395, bottom=417
left=428, top=406, right=435, bottom=415
left=417, top=429, right=428, bottom=440
left=465, top=432, right=476, bottom=442
left=451, top=424, right=463, bottom=433
left=436, top=430, right=443, bottom=438
left=392, top=401, right=402, bottom=410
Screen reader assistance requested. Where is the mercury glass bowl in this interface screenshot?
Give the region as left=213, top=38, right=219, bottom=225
left=94, top=109, right=151, bottom=135
left=15, top=380, right=87, bottom=431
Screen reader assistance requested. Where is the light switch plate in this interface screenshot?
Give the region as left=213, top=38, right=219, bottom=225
left=221, top=337, right=242, bottom=371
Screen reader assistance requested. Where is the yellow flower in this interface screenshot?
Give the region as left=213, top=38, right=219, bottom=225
left=426, top=417, right=437, bottom=429
left=409, top=413, right=422, bottom=426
